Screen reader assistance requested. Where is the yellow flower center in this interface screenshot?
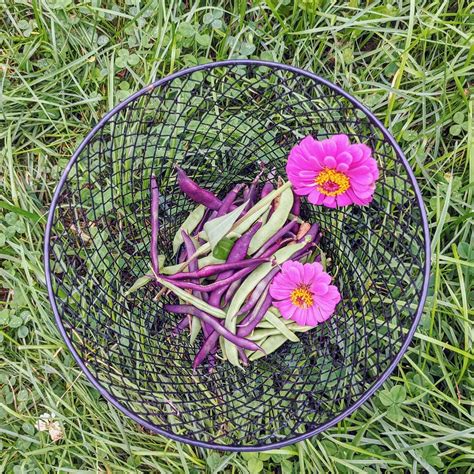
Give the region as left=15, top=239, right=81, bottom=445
left=315, top=167, right=350, bottom=196
left=290, top=284, right=314, bottom=309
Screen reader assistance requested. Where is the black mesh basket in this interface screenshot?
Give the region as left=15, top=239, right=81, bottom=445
left=44, top=60, right=430, bottom=451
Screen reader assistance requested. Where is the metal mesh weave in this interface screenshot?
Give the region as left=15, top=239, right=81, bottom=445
left=44, top=60, right=430, bottom=451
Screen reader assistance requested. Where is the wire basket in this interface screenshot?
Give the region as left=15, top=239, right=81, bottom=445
left=44, top=60, right=430, bottom=451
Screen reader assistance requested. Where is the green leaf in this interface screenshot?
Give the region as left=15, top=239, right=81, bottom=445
left=8, top=315, right=23, bottom=329
left=0, top=309, right=10, bottom=325
left=128, top=53, right=140, bottom=66
left=212, top=236, right=237, bottom=260
left=172, top=205, right=206, bottom=255
left=22, top=422, right=34, bottom=436
left=247, top=457, right=263, bottom=474
left=378, top=388, right=393, bottom=407
left=240, top=42, right=256, bottom=56
left=17, top=19, right=29, bottom=29
left=17, top=389, right=29, bottom=401
left=241, top=452, right=257, bottom=461
left=390, top=385, right=406, bottom=403
left=206, top=453, right=222, bottom=471
left=386, top=404, right=404, bottom=423
left=204, top=202, right=247, bottom=250
left=402, top=130, right=417, bottom=142
left=203, top=12, right=214, bottom=24
left=5, top=212, right=18, bottom=225
left=17, top=326, right=29, bottom=338
left=125, top=275, right=152, bottom=296
left=449, top=124, right=462, bottom=136
left=421, top=445, right=444, bottom=468
left=281, top=460, right=294, bottom=474
left=178, top=23, right=195, bottom=37
left=195, top=33, right=211, bottom=47
left=458, top=242, right=471, bottom=259
left=453, top=111, right=465, bottom=124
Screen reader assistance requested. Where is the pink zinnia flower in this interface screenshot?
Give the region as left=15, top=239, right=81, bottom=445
left=269, top=261, right=341, bottom=327
left=286, top=134, right=379, bottom=208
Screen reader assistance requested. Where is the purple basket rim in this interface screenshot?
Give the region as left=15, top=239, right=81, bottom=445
left=44, top=59, right=431, bottom=452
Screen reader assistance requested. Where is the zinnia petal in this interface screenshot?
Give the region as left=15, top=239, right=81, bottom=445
left=274, top=300, right=297, bottom=319
left=323, top=155, right=337, bottom=168
left=323, top=195, right=337, bottom=208
left=308, top=189, right=326, bottom=204
left=269, top=286, right=293, bottom=300
left=292, top=308, right=308, bottom=326
left=311, top=282, right=329, bottom=295
left=335, top=192, right=353, bottom=207
left=322, top=137, right=338, bottom=156
left=333, top=134, right=350, bottom=153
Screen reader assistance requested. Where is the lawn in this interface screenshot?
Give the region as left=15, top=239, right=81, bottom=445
left=0, top=0, right=472, bottom=472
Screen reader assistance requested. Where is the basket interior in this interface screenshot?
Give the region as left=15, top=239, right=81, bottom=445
left=46, top=62, right=426, bottom=449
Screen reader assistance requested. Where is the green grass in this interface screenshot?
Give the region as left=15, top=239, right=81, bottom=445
left=1, top=0, right=473, bottom=472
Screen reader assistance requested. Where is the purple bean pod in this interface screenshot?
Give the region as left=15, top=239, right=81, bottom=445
left=171, top=316, right=189, bottom=336
left=178, top=247, right=188, bottom=263
left=298, top=223, right=320, bottom=243
left=253, top=237, right=293, bottom=265
left=166, top=304, right=262, bottom=352
left=242, top=185, right=251, bottom=201
left=166, top=257, right=269, bottom=280
left=291, top=194, right=301, bottom=216
left=253, top=219, right=298, bottom=258
left=243, top=169, right=265, bottom=212
left=260, top=182, right=274, bottom=199
left=176, top=166, right=222, bottom=210
left=237, top=291, right=273, bottom=338
left=238, top=347, right=249, bottom=366
left=193, top=331, right=219, bottom=369
left=160, top=262, right=265, bottom=293
left=193, top=208, right=211, bottom=236
left=216, top=183, right=245, bottom=217
left=223, top=278, right=241, bottom=307
left=150, top=175, right=160, bottom=275
left=235, top=266, right=280, bottom=317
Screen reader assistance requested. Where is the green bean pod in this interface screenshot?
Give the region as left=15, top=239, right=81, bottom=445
left=248, top=186, right=294, bottom=255
left=223, top=240, right=307, bottom=366
left=232, top=181, right=292, bottom=235
left=172, top=204, right=206, bottom=256
left=247, top=328, right=282, bottom=340
left=248, top=334, right=287, bottom=361
left=262, top=311, right=300, bottom=342
left=189, top=318, right=201, bottom=344
left=267, top=307, right=314, bottom=333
